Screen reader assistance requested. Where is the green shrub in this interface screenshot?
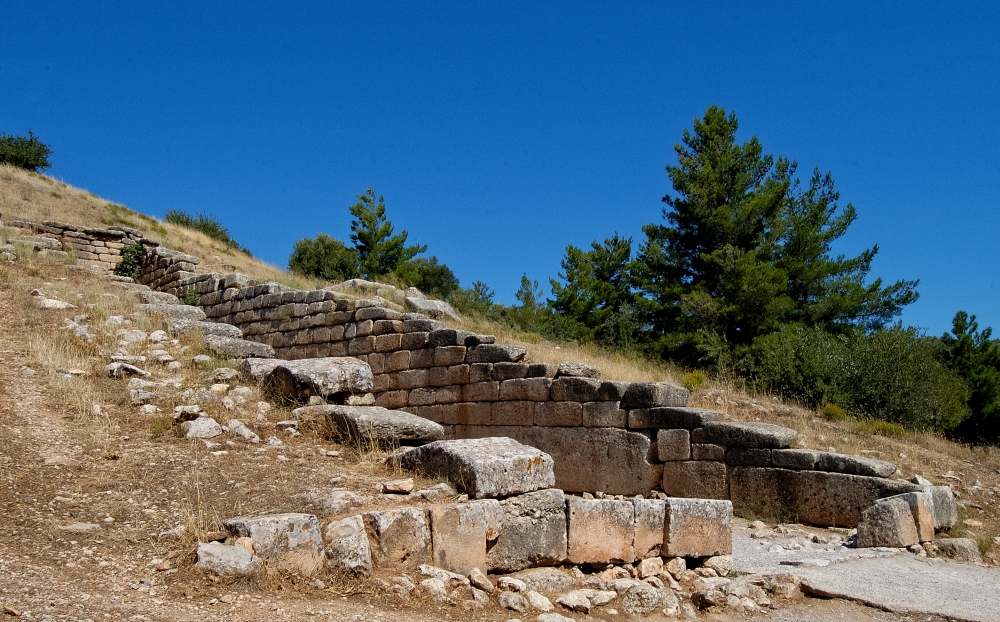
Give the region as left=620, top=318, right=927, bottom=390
left=0, top=131, right=52, bottom=171
left=394, top=256, right=459, bottom=299
left=682, top=370, right=708, bottom=392
left=752, top=325, right=851, bottom=408
left=113, top=242, right=144, bottom=279
left=821, top=403, right=848, bottom=421
left=165, top=209, right=250, bottom=254
left=852, top=418, right=908, bottom=438
left=181, top=288, right=200, bottom=305
left=288, top=233, right=360, bottom=281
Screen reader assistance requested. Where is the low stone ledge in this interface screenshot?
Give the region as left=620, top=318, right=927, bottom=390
left=619, top=382, right=689, bottom=409
left=487, top=489, right=567, bottom=572
left=691, top=421, right=797, bottom=449
left=771, top=449, right=896, bottom=477
left=628, top=406, right=720, bottom=429
left=566, top=498, right=636, bottom=565
left=296, top=404, right=444, bottom=443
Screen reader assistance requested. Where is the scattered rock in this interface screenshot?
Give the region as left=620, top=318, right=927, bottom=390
left=935, top=537, right=983, bottom=564
left=525, top=590, right=553, bottom=611
left=382, top=478, right=415, bottom=494
left=506, top=567, right=577, bottom=594
left=181, top=416, right=222, bottom=439
left=223, top=513, right=325, bottom=576
left=324, top=515, right=372, bottom=575
left=60, top=522, right=100, bottom=533
left=499, top=591, right=530, bottom=613
left=702, top=555, right=733, bottom=577
left=195, top=542, right=263, bottom=577
left=469, top=567, right=494, bottom=594
left=227, top=419, right=260, bottom=443
left=106, top=362, right=151, bottom=378
left=498, top=577, right=527, bottom=592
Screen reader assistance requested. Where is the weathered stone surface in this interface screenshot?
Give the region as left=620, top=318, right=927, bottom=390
left=498, top=591, right=529, bottom=612
left=264, top=357, right=372, bottom=402
left=429, top=502, right=492, bottom=574
left=204, top=335, right=275, bottom=359
left=400, top=437, right=555, bottom=499
left=629, top=407, right=721, bottom=429
left=856, top=497, right=919, bottom=548
left=466, top=344, right=528, bottom=364
left=926, top=485, right=958, bottom=530
left=729, top=467, right=922, bottom=527
left=223, top=513, right=324, bottom=575
left=726, top=447, right=771, bottom=466
left=295, top=404, right=444, bottom=443
left=449, top=425, right=662, bottom=496
left=324, top=515, right=372, bottom=574
left=773, top=449, right=895, bottom=477
left=242, top=357, right=284, bottom=380
left=662, top=498, right=733, bottom=558
left=888, top=492, right=936, bottom=542
left=692, top=422, right=797, bottom=449
left=227, top=419, right=260, bottom=443
left=487, top=489, right=567, bottom=572
left=581, top=401, right=626, bottom=428
left=506, top=567, right=576, bottom=593
left=636, top=556, right=663, bottom=578
left=549, top=377, right=602, bottom=402
left=526, top=590, right=554, bottom=611
left=935, top=537, right=983, bottom=564
left=692, top=443, right=726, bottom=461
left=620, top=382, right=689, bottom=409
left=405, top=297, right=461, bottom=322
left=566, top=498, right=636, bottom=565
left=555, top=361, right=601, bottom=379
left=181, top=416, right=222, bottom=439
left=363, top=507, right=431, bottom=570
left=631, top=498, right=666, bottom=558
left=619, top=581, right=662, bottom=615
left=136, top=303, right=207, bottom=321
left=661, top=461, right=729, bottom=499
left=195, top=542, right=262, bottom=576
left=168, top=319, right=243, bottom=339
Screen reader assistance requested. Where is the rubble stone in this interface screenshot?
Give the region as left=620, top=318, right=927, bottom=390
left=195, top=542, right=262, bottom=576
left=324, top=515, right=372, bottom=574
left=223, top=513, right=324, bottom=575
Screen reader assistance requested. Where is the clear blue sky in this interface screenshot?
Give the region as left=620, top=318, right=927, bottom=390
left=2, top=2, right=998, bottom=335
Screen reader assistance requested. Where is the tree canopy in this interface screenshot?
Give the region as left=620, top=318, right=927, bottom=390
left=349, top=188, right=426, bottom=278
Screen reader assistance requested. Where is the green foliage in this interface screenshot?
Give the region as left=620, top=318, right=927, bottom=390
left=682, top=370, right=708, bottom=391
left=821, top=403, right=847, bottom=421
left=288, top=233, right=361, bottom=281
left=448, top=281, right=499, bottom=318
left=852, top=419, right=908, bottom=438
left=181, top=288, right=200, bottom=306
left=113, top=242, right=144, bottom=279
left=349, top=188, right=426, bottom=278
left=165, top=209, right=250, bottom=254
left=938, top=311, right=1000, bottom=444
left=0, top=130, right=52, bottom=171
left=394, top=256, right=459, bottom=299
left=752, top=325, right=851, bottom=408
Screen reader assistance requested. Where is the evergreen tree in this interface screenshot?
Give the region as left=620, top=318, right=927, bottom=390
left=939, top=311, right=1000, bottom=443
left=349, top=188, right=426, bottom=278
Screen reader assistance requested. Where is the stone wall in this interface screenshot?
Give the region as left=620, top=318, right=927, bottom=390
left=5, top=218, right=144, bottom=270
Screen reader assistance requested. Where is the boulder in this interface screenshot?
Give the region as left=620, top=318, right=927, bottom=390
left=566, top=498, right=636, bottom=565
left=404, top=297, right=461, bottom=322
left=363, top=507, right=431, bottom=570
left=181, top=416, right=222, bottom=439
left=195, top=542, right=262, bottom=576
left=296, top=404, right=444, bottom=444
left=662, top=498, right=733, bottom=557
left=691, top=421, right=797, bottom=449
left=203, top=335, right=275, bottom=359
left=400, top=437, right=555, bottom=499
left=486, top=489, right=567, bottom=572
left=324, top=515, right=372, bottom=575
left=222, top=513, right=325, bottom=576
left=136, top=303, right=207, bottom=321
left=264, top=357, right=373, bottom=402
left=619, top=581, right=662, bottom=615
left=856, top=497, right=919, bottom=548
left=620, top=382, right=689, bottom=409
left=243, top=357, right=284, bottom=380
left=167, top=319, right=244, bottom=339
left=935, top=537, right=983, bottom=564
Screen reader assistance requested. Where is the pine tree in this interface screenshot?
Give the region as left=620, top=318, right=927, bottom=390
left=939, top=311, right=1000, bottom=443
left=349, top=188, right=426, bottom=278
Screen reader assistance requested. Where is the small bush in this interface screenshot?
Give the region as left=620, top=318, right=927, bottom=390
left=821, top=403, right=848, bottom=421
left=394, top=256, right=459, bottom=299
left=149, top=416, right=176, bottom=439
left=0, top=131, right=52, bottom=171
left=181, top=288, right=200, bottom=305
left=682, top=370, right=708, bottom=392
left=288, top=233, right=360, bottom=281
left=113, top=242, right=144, bottom=279
left=166, top=209, right=250, bottom=254
left=852, top=418, right=908, bottom=438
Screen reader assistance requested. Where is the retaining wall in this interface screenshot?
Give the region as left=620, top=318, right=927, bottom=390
left=6, top=219, right=144, bottom=270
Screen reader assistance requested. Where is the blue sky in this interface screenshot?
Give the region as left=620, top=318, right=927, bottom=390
left=2, top=2, right=998, bottom=335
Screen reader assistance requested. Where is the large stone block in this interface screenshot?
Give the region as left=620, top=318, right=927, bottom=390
left=399, top=437, right=555, bottom=499
left=631, top=498, right=665, bottom=559
left=364, top=507, right=431, bottom=570
left=204, top=335, right=276, bottom=359
left=549, top=377, right=602, bottom=402
left=136, top=303, right=207, bottom=321
left=430, top=502, right=491, bottom=574
left=629, top=407, right=721, bottom=429
left=466, top=344, right=527, bottom=363
left=486, top=489, right=567, bottom=572
left=926, top=485, right=958, bottom=530
left=324, top=515, right=372, bottom=575
left=449, top=425, right=662, bottom=496
left=890, top=492, right=936, bottom=542
left=491, top=401, right=534, bottom=426
left=657, top=429, right=691, bottom=461
left=295, top=404, right=443, bottom=443
left=195, top=542, right=263, bottom=576
left=856, top=497, right=919, bottom=548
left=534, top=401, right=582, bottom=426
left=772, top=449, right=896, bottom=478
left=691, top=422, right=797, bottom=449
left=726, top=447, right=772, bottom=466
left=661, top=461, right=729, bottom=500
left=729, top=467, right=922, bottom=527
left=223, top=513, right=324, bottom=576
left=499, top=377, right=552, bottom=401
left=662, top=498, right=732, bottom=557
left=264, top=357, right=373, bottom=402
left=620, top=382, right=689, bottom=409
left=567, top=498, right=636, bottom=565
left=167, top=318, right=243, bottom=339
left=582, top=401, right=626, bottom=428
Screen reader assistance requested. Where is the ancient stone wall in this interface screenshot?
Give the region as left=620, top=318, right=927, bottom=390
left=5, top=219, right=144, bottom=270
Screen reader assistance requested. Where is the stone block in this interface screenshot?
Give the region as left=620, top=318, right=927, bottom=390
left=491, top=362, right=529, bottom=380
left=567, top=497, right=636, bottom=565
left=728, top=467, right=923, bottom=527
left=692, top=444, right=726, bottom=461
left=661, top=461, right=729, bottom=499
left=409, top=347, right=435, bottom=368
left=885, top=492, right=935, bottom=542
left=499, top=377, right=552, bottom=401
left=374, top=333, right=402, bottom=352
left=598, top=380, right=630, bottom=401
left=348, top=336, right=376, bottom=356
left=535, top=401, right=583, bottom=426
left=364, top=507, right=431, bottom=570
left=428, top=364, right=469, bottom=387
left=631, top=498, right=666, bottom=559
left=770, top=448, right=822, bottom=470
left=662, top=498, right=733, bottom=558
left=691, top=422, right=797, bottom=449
left=815, top=452, right=897, bottom=478
left=462, top=381, right=499, bottom=402
left=408, top=388, right=436, bottom=406
left=926, top=485, right=958, bottom=530
left=366, top=352, right=385, bottom=374
left=466, top=344, right=528, bottom=363
left=657, top=429, right=691, bottom=461
left=400, top=437, right=556, bottom=498
left=223, top=513, right=324, bottom=576
left=402, top=318, right=446, bottom=333
left=469, top=363, right=492, bottom=383
left=355, top=320, right=374, bottom=337
left=726, top=447, right=772, bottom=466
left=526, top=363, right=558, bottom=378
left=264, top=357, right=373, bottom=402
left=582, top=401, right=626, bottom=428
left=856, top=496, right=919, bottom=548
left=401, top=331, right=429, bottom=349
left=204, top=335, right=275, bottom=359
left=549, top=377, right=602, bottom=402
left=394, top=369, right=429, bottom=390
left=486, top=489, right=567, bottom=572
left=491, top=401, right=535, bottom=426
left=620, top=382, right=689, bottom=409
left=434, top=385, right=462, bottom=404
left=556, top=361, right=601, bottom=379
left=294, top=404, right=444, bottom=443
left=429, top=329, right=474, bottom=347
left=430, top=502, right=491, bottom=574
left=456, top=401, right=492, bottom=425
left=628, top=406, right=722, bottom=429
left=324, top=515, right=372, bottom=575
left=435, top=346, right=467, bottom=366
left=195, top=542, right=263, bottom=576
left=373, top=319, right=403, bottom=335
left=385, top=350, right=410, bottom=373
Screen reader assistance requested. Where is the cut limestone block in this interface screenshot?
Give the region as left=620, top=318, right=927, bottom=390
left=566, top=498, right=636, bottom=565
left=888, top=492, right=936, bottom=542
left=926, top=485, right=958, bottom=531
left=400, top=437, right=555, bottom=499
left=662, top=498, right=733, bottom=557
left=264, top=357, right=373, bottom=402
left=167, top=318, right=243, bottom=339
left=195, top=542, right=263, bottom=576
left=222, top=513, right=324, bottom=576
left=661, top=461, right=729, bottom=500
left=726, top=447, right=772, bottom=466
left=363, top=507, right=431, bottom=570
left=631, top=498, right=666, bottom=559
left=324, top=515, right=372, bottom=575
left=430, top=502, right=492, bottom=574
left=691, top=422, right=797, bottom=449
left=486, top=489, right=567, bottom=572
left=204, top=335, right=275, bottom=359
left=465, top=344, right=528, bottom=364
left=856, top=496, right=919, bottom=548
left=243, top=357, right=284, bottom=380
left=772, top=449, right=895, bottom=477
left=629, top=407, right=721, bottom=430
left=556, top=361, right=601, bottom=379
left=620, top=382, right=689, bottom=409
left=293, top=404, right=444, bottom=444
left=136, top=303, right=206, bottom=321
left=657, top=429, right=691, bottom=461
left=449, top=425, right=661, bottom=497
left=729, top=467, right=922, bottom=527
